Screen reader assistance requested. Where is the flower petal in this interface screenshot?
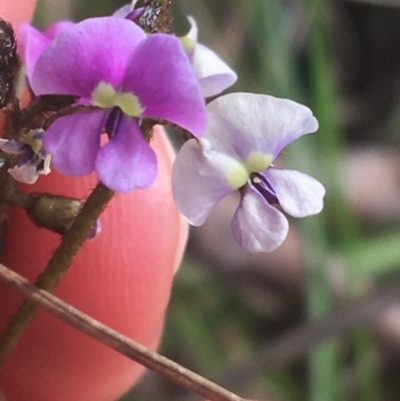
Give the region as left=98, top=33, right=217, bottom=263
left=113, top=3, right=143, bottom=19
left=32, top=17, right=146, bottom=98
left=18, top=23, right=51, bottom=83
left=231, top=185, right=289, bottom=252
left=186, top=16, right=198, bottom=41
left=8, top=163, right=40, bottom=184
left=172, top=138, right=234, bottom=225
left=0, top=139, right=25, bottom=154
left=113, top=4, right=134, bottom=17
left=192, top=43, right=237, bottom=97
left=206, top=93, right=318, bottom=160
left=43, top=110, right=105, bottom=176
left=95, top=118, right=157, bottom=192
left=44, top=21, right=74, bottom=39
left=122, top=34, right=207, bottom=138
left=264, top=167, right=325, bottom=217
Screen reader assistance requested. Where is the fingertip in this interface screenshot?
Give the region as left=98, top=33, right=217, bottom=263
left=0, top=0, right=36, bottom=31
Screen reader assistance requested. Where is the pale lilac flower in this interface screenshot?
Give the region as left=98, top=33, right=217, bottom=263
left=18, top=21, right=74, bottom=82
left=113, top=2, right=142, bottom=19
left=0, top=130, right=50, bottom=184
left=181, top=17, right=237, bottom=97
left=172, top=93, right=325, bottom=253
left=31, top=17, right=207, bottom=193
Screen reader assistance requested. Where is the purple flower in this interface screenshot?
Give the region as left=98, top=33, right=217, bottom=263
left=0, top=130, right=51, bottom=184
left=172, top=93, right=325, bottom=253
left=30, top=17, right=207, bottom=193
left=181, top=17, right=237, bottom=97
left=114, top=5, right=237, bottom=97
left=19, top=20, right=74, bottom=83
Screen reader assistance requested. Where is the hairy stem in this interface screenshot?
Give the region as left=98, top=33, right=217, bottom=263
left=0, top=182, right=114, bottom=364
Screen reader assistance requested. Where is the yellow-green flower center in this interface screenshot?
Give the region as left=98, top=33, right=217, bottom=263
left=180, top=36, right=196, bottom=54
left=226, top=163, right=249, bottom=189
left=225, top=152, right=272, bottom=189
left=23, top=130, right=43, bottom=155
left=92, top=82, right=145, bottom=117
left=245, top=152, right=273, bottom=173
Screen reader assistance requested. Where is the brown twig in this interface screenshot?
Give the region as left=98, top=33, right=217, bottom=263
left=0, top=263, right=245, bottom=401
left=0, top=182, right=114, bottom=364
left=42, top=104, right=95, bottom=130
left=0, top=160, right=16, bottom=261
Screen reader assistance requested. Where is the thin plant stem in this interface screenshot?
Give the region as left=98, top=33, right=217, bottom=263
left=0, top=263, right=245, bottom=401
left=0, top=182, right=114, bottom=364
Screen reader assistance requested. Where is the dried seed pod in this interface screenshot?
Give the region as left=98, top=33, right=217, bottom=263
left=0, top=18, right=19, bottom=108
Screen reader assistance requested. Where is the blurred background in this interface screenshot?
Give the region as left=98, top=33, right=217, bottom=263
left=33, top=0, right=400, bottom=400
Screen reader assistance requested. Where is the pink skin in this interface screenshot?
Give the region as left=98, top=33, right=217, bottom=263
left=0, top=0, right=36, bottom=32
left=0, top=3, right=188, bottom=400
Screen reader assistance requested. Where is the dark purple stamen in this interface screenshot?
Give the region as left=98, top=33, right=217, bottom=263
left=33, top=131, right=44, bottom=140
left=105, top=107, right=123, bottom=139
left=250, top=172, right=279, bottom=205
left=17, top=147, right=34, bottom=166
left=36, top=158, right=45, bottom=171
